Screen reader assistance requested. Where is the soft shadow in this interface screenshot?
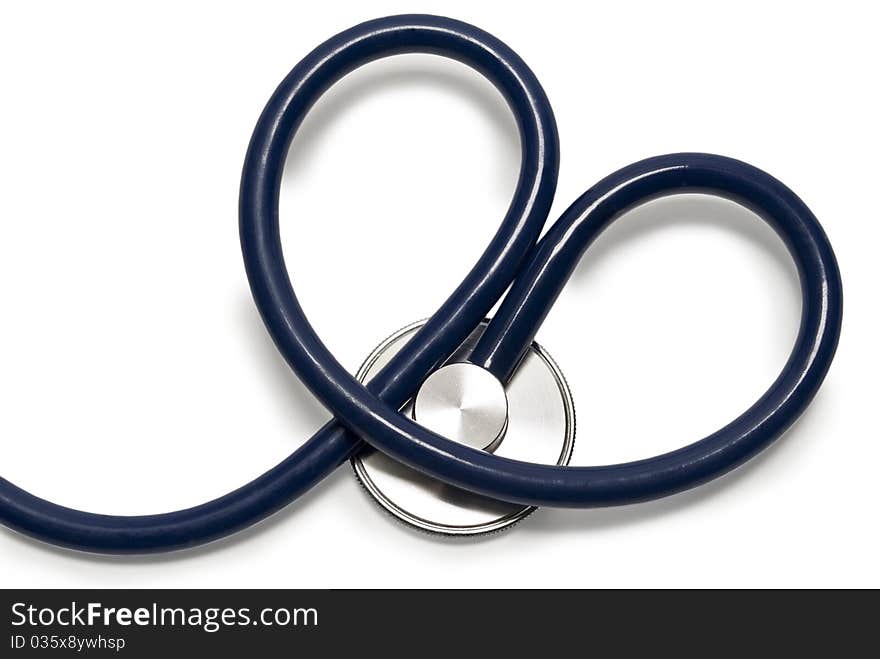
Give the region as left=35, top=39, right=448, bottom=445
left=0, top=297, right=341, bottom=564
left=2, top=60, right=520, bottom=562
left=281, top=55, right=519, bottom=187
left=236, top=296, right=331, bottom=433
left=3, top=78, right=823, bottom=558
left=362, top=395, right=829, bottom=544
left=375, top=191, right=810, bottom=543
left=507, top=192, right=807, bottom=537
left=567, top=192, right=801, bottom=306
left=350, top=476, right=528, bottom=547
left=518, top=392, right=830, bottom=536
left=370, top=395, right=829, bottom=545
left=1, top=467, right=351, bottom=565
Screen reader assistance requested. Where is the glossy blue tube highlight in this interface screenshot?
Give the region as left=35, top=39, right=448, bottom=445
left=0, top=15, right=559, bottom=553
left=248, top=151, right=842, bottom=508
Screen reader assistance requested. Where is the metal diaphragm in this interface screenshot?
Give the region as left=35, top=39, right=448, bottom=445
left=351, top=319, right=576, bottom=536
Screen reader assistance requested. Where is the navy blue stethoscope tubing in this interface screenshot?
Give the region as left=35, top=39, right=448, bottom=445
left=254, top=146, right=843, bottom=508
left=468, top=154, right=843, bottom=385
left=0, top=15, right=559, bottom=553
left=0, top=14, right=842, bottom=553
left=464, top=154, right=844, bottom=503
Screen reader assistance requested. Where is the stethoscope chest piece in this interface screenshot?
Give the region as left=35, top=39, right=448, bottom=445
left=352, top=319, right=576, bottom=535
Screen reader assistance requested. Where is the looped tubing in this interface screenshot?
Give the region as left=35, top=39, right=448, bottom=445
left=0, top=15, right=841, bottom=553
left=0, top=15, right=559, bottom=553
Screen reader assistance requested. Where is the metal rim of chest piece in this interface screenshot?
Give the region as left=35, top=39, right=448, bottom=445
left=352, top=319, right=576, bottom=536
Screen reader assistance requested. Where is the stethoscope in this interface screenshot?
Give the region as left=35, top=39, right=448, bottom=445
left=0, top=15, right=842, bottom=552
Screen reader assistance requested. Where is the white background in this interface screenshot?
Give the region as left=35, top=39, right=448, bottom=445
left=1, top=1, right=877, bottom=588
